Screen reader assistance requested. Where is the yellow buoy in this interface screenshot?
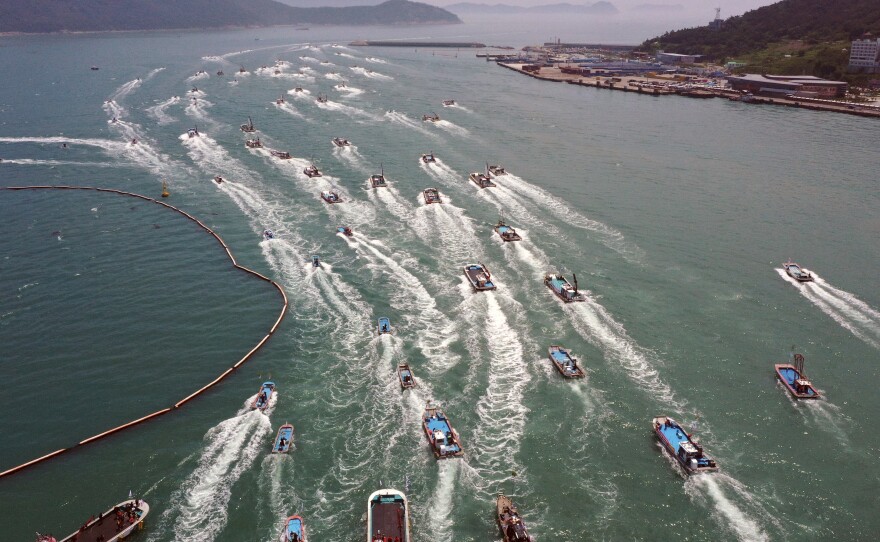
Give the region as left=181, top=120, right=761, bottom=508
left=161, top=180, right=170, bottom=198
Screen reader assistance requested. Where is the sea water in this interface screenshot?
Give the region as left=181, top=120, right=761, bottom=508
left=1, top=24, right=878, bottom=541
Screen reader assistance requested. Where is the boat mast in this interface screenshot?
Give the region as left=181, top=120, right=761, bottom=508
left=573, top=273, right=578, bottom=292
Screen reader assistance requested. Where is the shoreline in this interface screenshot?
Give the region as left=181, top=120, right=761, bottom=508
left=497, top=62, right=880, bottom=119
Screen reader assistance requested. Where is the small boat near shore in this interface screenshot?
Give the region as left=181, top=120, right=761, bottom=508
left=397, top=363, right=416, bottom=389
left=271, top=150, right=291, bottom=159
left=497, top=494, right=533, bottom=542
left=45, top=499, right=149, bottom=542
left=240, top=116, right=256, bottom=133
left=263, top=229, right=275, bottom=240
left=272, top=423, right=295, bottom=453
left=367, top=489, right=411, bottom=542
left=187, top=127, right=199, bottom=138
left=469, top=170, right=496, bottom=189
left=422, top=112, right=440, bottom=122
left=281, top=515, right=306, bottom=542
left=488, top=164, right=506, bottom=176
left=332, top=137, right=351, bottom=147
left=652, top=416, right=718, bottom=475
left=544, top=273, right=586, bottom=302
left=369, top=166, right=387, bottom=188
left=321, top=190, right=341, bottom=204
left=337, top=226, right=353, bottom=236
left=494, top=218, right=522, bottom=242
left=463, top=263, right=496, bottom=291
left=303, top=163, right=322, bottom=178
left=442, top=99, right=456, bottom=106
left=421, top=152, right=436, bottom=164
left=422, top=403, right=463, bottom=459
left=775, top=353, right=820, bottom=399
left=252, top=381, right=275, bottom=411
left=214, top=175, right=224, bottom=184
left=423, top=188, right=442, bottom=204
left=245, top=138, right=263, bottom=148
left=783, top=259, right=814, bottom=282
left=548, top=345, right=585, bottom=378
left=378, top=317, right=392, bottom=335
left=311, top=255, right=322, bottom=268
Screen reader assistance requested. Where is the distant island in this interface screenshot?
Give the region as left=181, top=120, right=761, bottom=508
left=444, top=1, right=617, bottom=15
left=0, top=0, right=461, bottom=34
left=639, top=0, right=879, bottom=81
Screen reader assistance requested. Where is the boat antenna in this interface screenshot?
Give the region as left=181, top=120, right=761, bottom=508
left=380, top=162, right=384, bottom=175
left=573, top=273, right=578, bottom=292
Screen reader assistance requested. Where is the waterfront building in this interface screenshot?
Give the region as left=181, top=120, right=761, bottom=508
left=849, top=36, right=880, bottom=73
left=726, top=74, right=847, bottom=98
left=656, top=51, right=700, bottom=64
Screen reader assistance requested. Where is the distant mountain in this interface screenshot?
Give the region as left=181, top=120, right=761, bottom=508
left=0, top=0, right=461, bottom=34
left=444, top=2, right=617, bottom=15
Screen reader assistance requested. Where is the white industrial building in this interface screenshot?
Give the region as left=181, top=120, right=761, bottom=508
left=849, top=37, right=880, bottom=73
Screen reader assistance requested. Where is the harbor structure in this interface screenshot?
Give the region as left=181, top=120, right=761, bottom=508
left=726, top=74, right=847, bottom=98
left=656, top=51, right=701, bottom=64
left=849, top=36, right=880, bottom=73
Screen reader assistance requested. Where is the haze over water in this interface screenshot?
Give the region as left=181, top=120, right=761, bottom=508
left=1, top=21, right=878, bottom=541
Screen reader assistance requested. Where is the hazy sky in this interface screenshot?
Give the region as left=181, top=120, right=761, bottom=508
left=283, top=0, right=781, bottom=18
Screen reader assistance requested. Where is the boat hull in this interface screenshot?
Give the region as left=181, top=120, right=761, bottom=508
left=282, top=515, right=306, bottom=542
left=464, top=264, right=496, bottom=291
left=422, top=406, right=463, bottom=459
left=423, top=189, right=442, bottom=204
left=544, top=274, right=585, bottom=302
left=775, top=364, right=820, bottom=399
left=469, top=173, right=496, bottom=188
left=58, top=499, right=149, bottom=542
left=252, top=381, right=275, bottom=411
left=783, top=262, right=813, bottom=282
left=497, top=495, right=531, bottom=542
left=272, top=424, right=295, bottom=453
left=397, top=363, right=416, bottom=389
left=548, top=345, right=585, bottom=378
left=652, top=416, right=718, bottom=475
left=378, top=317, right=392, bottom=335
left=366, top=489, right=410, bottom=542
left=494, top=223, right=521, bottom=242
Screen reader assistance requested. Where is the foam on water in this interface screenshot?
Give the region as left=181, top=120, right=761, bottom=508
left=366, top=183, right=415, bottom=223
left=273, top=101, right=305, bottom=119
left=685, top=473, right=778, bottom=542
left=324, top=72, right=344, bottom=81
left=0, top=158, right=120, bottom=168
left=349, top=66, right=392, bottom=80
left=146, top=96, right=181, bottom=125
left=427, top=460, right=459, bottom=541
left=383, top=111, right=437, bottom=138
left=314, top=98, right=381, bottom=121
left=331, top=144, right=366, bottom=170
left=365, top=57, right=387, bottom=64
left=432, top=119, right=469, bottom=137
left=776, top=269, right=880, bottom=349
left=186, top=72, right=209, bottom=82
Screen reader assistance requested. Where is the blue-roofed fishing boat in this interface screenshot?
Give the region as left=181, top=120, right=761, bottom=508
left=497, top=494, right=533, bottom=542
left=422, top=403, right=463, bottom=459
left=548, top=345, right=585, bottom=378
left=775, top=353, right=820, bottom=399
left=252, top=381, right=275, bottom=411
left=367, top=489, right=411, bottom=542
left=397, top=363, right=416, bottom=389
left=469, top=169, right=496, bottom=189
left=464, top=263, right=496, bottom=291
left=783, top=259, right=813, bottom=282
left=652, top=416, right=718, bottom=475
left=370, top=165, right=387, bottom=188
left=337, top=226, right=353, bottom=237
left=272, top=423, right=295, bottom=453
left=421, top=152, right=436, bottom=164
left=494, top=217, right=521, bottom=242
left=281, top=515, right=306, bottom=542
left=321, top=190, right=341, bottom=204
left=46, top=499, right=149, bottom=542
left=378, top=317, right=392, bottom=335
left=544, top=273, right=586, bottom=302
left=311, top=255, right=321, bottom=268
left=423, top=188, right=442, bottom=204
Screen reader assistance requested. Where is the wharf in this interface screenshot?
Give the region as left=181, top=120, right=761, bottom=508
left=497, top=63, right=880, bottom=119
left=350, top=40, right=486, bottom=48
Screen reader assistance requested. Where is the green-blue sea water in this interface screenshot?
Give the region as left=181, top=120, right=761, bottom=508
left=1, top=24, right=879, bottom=542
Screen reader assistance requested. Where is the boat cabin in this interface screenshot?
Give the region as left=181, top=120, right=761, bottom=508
left=311, top=255, right=321, bottom=268
left=245, top=138, right=263, bottom=148
left=423, top=188, right=442, bottom=204
left=422, top=112, right=440, bottom=122
left=304, top=165, right=322, bottom=178
left=317, top=94, right=328, bottom=103
left=332, top=137, right=350, bottom=147
left=321, top=190, right=340, bottom=204
left=469, top=172, right=496, bottom=189
left=271, top=150, right=291, bottom=159
left=488, top=164, right=506, bottom=176
left=398, top=363, right=415, bottom=389
left=241, top=117, right=256, bottom=133
left=442, top=99, right=456, bottom=106
left=421, top=153, right=436, bottom=163
left=337, top=226, right=353, bottom=236
left=370, top=173, right=387, bottom=188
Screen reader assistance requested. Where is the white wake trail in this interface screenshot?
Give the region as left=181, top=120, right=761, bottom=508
left=685, top=474, right=778, bottom=542
left=146, top=96, right=181, bottom=125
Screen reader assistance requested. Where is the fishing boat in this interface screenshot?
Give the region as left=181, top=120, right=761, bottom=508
left=332, top=137, right=351, bottom=147
left=423, top=188, right=442, bottom=204
left=378, top=317, right=392, bottom=335
left=397, top=363, right=416, bottom=389
left=90, top=66, right=99, bottom=71
left=276, top=94, right=285, bottom=104
left=543, top=273, right=586, bottom=302
left=421, top=152, right=436, bottom=164
left=311, top=255, right=322, bottom=268
left=45, top=498, right=149, bottom=542
left=548, top=345, right=585, bottom=378
left=321, top=190, right=341, bottom=204
left=294, top=87, right=304, bottom=93
left=469, top=171, right=496, bottom=189
left=337, top=226, right=353, bottom=237
left=187, top=127, right=199, bottom=138
left=422, top=403, right=463, bottom=459
left=239, top=66, right=247, bottom=73
left=245, top=138, right=263, bottom=148
left=366, top=489, right=411, bottom=542
left=335, top=81, right=347, bottom=89
left=263, top=229, right=275, bottom=240
left=316, top=94, right=328, bottom=104
left=652, top=416, right=719, bottom=474
left=783, top=259, right=814, bottom=282
left=240, top=117, right=256, bottom=133
left=272, top=423, right=295, bottom=453
left=281, top=515, right=306, bottom=542
left=271, top=150, right=292, bottom=159
left=252, top=381, right=275, bottom=411
left=213, top=176, right=224, bottom=184
left=369, top=166, right=387, bottom=188
left=303, top=164, right=322, bottom=178
left=494, top=217, right=522, bottom=242
left=442, top=99, right=456, bottom=106
left=217, top=70, right=224, bottom=76
left=463, top=263, right=496, bottom=291
left=775, top=353, right=820, bottom=399
left=497, top=494, right=533, bottom=542
left=488, top=164, right=507, bottom=176
left=274, top=69, right=282, bottom=75
left=422, top=112, right=440, bottom=122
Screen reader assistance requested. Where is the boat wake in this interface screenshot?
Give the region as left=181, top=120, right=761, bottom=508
left=274, top=100, right=305, bottom=119
left=332, top=145, right=366, bottom=170
left=367, top=183, right=416, bottom=223
left=383, top=111, right=437, bottom=138
left=349, top=66, right=392, bottom=80
left=685, top=473, right=779, bottom=542
left=145, top=96, right=181, bottom=125
left=185, top=71, right=209, bottom=82
left=324, top=72, right=344, bottom=81
left=427, top=460, right=459, bottom=541
left=776, top=269, right=880, bottom=349
left=432, top=120, right=469, bottom=136
left=184, top=94, right=217, bottom=129
left=162, top=407, right=272, bottom=541
left=365, top=57, right=387, bottom=64
left=315, top=99, right=381, bottom=121
left=334, top=85, right=364, bottom=98
left=412, top=199, right=481, bottom=266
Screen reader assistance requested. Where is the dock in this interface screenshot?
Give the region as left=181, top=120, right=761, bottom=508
left=350, top=40, right=486, bottom=48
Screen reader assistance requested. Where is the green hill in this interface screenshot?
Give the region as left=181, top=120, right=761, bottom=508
left=0, top=0, right=461, bottom=33
left=640, top=0, right=880, bottom=79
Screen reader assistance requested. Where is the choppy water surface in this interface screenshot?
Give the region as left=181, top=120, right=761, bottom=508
left=1, top=27, right=878, bottom=541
